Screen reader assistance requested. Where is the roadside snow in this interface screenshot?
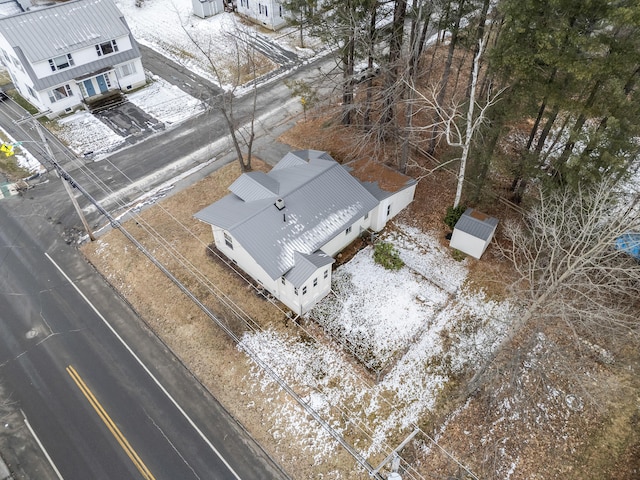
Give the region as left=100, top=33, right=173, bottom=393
left=55, top=111, right=123, bottom=157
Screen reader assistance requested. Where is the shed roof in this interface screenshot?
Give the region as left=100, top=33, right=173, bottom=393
left=195, top=152, right=381, bottom=281
left=454, top=208, right=499, bottom=241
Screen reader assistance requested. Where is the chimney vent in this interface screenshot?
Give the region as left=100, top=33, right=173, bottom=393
left=275, top=198, right=285, bottom=210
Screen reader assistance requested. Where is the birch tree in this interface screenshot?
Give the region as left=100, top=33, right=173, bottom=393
left=410, top=39, right=503, bottom=208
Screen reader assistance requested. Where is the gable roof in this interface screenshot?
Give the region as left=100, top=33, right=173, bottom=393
left=0, top=0, right=129, bottom=62
left=286, top=252, right=334, bottom=288
left=195, top=152, right=380, bottom=281
left=454, top=208, right=499, bottom=241
left=0, top=0, right=141, bottom=90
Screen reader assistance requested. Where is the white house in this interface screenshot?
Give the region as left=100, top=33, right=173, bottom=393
left=195, top=150, right=417, bottom=315
left=236, top=0, right=287, bottom=30
left=450, top=208, right=499, bottom=259
left=0, top=0, right=146, bottom=117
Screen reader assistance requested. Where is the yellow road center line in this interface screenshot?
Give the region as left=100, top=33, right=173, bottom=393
left=66, top=365, right=156, bottom=480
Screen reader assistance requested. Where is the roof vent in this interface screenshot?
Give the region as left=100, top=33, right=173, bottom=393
left=275, top=198, right=285, bottom=210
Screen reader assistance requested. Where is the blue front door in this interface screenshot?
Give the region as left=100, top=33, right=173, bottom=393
left=96, top=75, right=108, bottom=93
left=83, top=79, right=96, bottom=97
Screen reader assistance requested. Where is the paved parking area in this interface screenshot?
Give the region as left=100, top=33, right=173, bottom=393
left=94, top=100, right=164, bottom=144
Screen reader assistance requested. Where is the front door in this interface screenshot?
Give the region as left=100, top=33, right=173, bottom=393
left=83, top=79, right=96, bottom=97
left=96, top=74, right=108, bottom=93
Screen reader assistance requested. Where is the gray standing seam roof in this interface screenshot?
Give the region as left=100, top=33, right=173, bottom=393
left=286, top=252, right=334, bottom=288
left=454, top=208, right=499, bottom=241
left=195, top=153, right=380, bottom=281
left=0, top=0, right=140, bottom=90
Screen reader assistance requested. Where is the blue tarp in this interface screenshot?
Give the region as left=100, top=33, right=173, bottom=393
left=615, top=233, right=640, bottom=259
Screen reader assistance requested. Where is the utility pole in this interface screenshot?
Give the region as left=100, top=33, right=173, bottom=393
left=18, top=115, right=95, bottom=241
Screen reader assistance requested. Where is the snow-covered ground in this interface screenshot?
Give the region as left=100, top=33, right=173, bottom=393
left=240, top=223, right=514, bottom=464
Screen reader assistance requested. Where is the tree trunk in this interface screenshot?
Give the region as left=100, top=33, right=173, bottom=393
left=341, top=34, right=355, bottom=126
left=453, top=38, right=482, bottom=209
left=429, top=0, right=465, bottom=154
left=380, top=0, right=407, bottom=125
left=363, top=4, right=378, bottom=130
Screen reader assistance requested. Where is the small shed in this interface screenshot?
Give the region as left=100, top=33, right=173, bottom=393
left=192, top=0, right=224, bottom=18
left=450, top=208, right=499, bottom=259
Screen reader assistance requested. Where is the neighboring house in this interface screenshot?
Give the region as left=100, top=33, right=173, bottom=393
left=195, top=150, right=417, bottom=315
left=450, top=208, right=499, bottom=259
left=0, top=0, right=146, bottom=117
left=236, top=0, right=287, bottom=30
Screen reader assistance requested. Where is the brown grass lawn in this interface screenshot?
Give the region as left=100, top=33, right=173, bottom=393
left=83, top=113, right=640, bottom=479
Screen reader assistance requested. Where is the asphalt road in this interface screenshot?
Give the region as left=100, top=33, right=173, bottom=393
left=0, top=197, right=289, bottom=479
left=0, top=44, right=336, bottom=479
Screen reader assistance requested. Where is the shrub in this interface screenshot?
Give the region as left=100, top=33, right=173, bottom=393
left=444, top=205, right=467, bottom=230
left=373, top=242, right=404, bottom=270
left=451, top=248, right=466, bottom=262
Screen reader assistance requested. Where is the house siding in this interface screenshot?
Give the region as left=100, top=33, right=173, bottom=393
left=321, top=214, right=370, bottom=257
left=236, top=0, right=287, bottom=30
left=214, top=226, right=330, bottom=315
left=370, top=183, right=416, bottom=232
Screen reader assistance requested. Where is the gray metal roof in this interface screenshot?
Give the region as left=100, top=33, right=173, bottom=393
left=285, top=251, right=334, bottom=288
left=0, top=0, right=140, bottom=90
left=0, top=0, right=130, bottom=62
left=454, top=208, right=499, bottom=241
left=195, top=152, right=380, bottom=281
left=229, top=171, right=279, bottom=201
left=272, top=150, right=329, bottom=171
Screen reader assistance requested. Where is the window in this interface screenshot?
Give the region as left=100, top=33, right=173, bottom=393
left=386, top=204, right=391, bottom=216
left=48, top=84, right=73, bottom=103
left=345, top=226, right=352, bottom=235
left=279, top=5, right=283, bottom=16
left=364, top=212, right=369, bottom=220
left=313, top=278, right=317, bottom=287
left=294, top=287, right=298, bottom=296
left=27, top=86, right=35, bottom=98
left=48, top=54, right=74, bottom=72
left=323, top=270, right=328, bottom=279
left=117, top=62, right=137, bottom=78
left=102, top=74, right=112, bottom=89
left=302, top=286, right=307, bottom=295
left=96, top=40, right=119, bottom=57
left=258, top=3, right=267, bottom=15
left=281, top=277, right=286, bottom=285
left=224, top=232, right=233, bottom=249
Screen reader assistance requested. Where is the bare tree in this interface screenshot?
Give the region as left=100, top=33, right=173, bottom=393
left=409, top=39, right=504, bottom=207
left=181, top=21, right=259, bottom=172
left=468, top=180, right=640, bottom=393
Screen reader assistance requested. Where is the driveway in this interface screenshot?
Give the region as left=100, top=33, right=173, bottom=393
left=94, top=100, right=164, bottom=145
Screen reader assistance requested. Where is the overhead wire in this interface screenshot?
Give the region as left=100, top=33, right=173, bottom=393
left=8, top=81, right=479, bottom=478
